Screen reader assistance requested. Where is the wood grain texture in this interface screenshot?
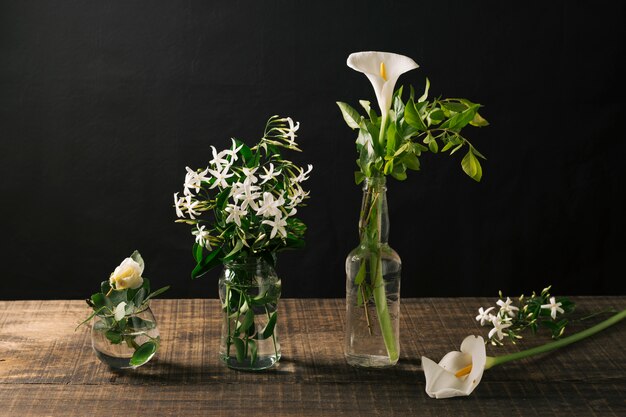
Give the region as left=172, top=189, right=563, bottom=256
left=0, top=298, right=625, bottom=416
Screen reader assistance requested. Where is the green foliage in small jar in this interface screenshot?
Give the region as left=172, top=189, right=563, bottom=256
left=174, top=115, right=312, bottom=279
left=77, top=250, right=170, bottom=367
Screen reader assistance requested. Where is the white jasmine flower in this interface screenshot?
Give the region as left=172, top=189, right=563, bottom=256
left=209, top=146, right=230, bottom=168
left=259, top=163, right=282, bottom=184
left=292, top=164, right=313, bottom=183
left=422, top=335, right=487, bottom=399
left=488, top=316, right=512, bottom=341
left=475, top=307, right=495, bottom=326
left=241, top=166, right=258, bottom=184
left=225, top=204, right=247, bottom=227
left=192, top=225, right=211, bottom=249
left=287, top=185, right=309, bottom=208
left=256, top=192, right=285, bottom=218
left=207, top=165, right=234, bottom=189
left=184, top=167, right=210, bottom=195
left=223, top=139, right=243, bottom=162
left=173, top=192, right=185, bottom=218
left=262, top=216, right=288, bottom=239
left=496, top=297, right=519, bottom=318
left=185, top=195, right=201, bottom=219
left=541, top=296, right=565, bottom=320
left=114, top=302, right=127, bottom=321
left=231, top=179, right=261, bottom=211
left=280, top=117, right=300, bottom=144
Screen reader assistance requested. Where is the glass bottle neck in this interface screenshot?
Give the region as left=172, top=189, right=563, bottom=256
left=358, top=177, right=389, bottom=245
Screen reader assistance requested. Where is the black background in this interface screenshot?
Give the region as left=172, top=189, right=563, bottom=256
left=1, top=1, right=624, bottom=300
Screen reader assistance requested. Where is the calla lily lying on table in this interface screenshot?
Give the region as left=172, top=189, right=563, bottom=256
left=422, top=309, right=626, bottom=399
left=422, top=335, right=492, bottom=399
left=347, top=51, right=419, bottom=128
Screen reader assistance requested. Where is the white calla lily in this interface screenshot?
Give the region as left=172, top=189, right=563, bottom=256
left=422, top=335, right=490, bottom=399
left=347, top=51, right=419, bottom=126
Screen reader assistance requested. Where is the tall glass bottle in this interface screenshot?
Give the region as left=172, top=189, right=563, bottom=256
left=345, top=176, right=402, bottom=368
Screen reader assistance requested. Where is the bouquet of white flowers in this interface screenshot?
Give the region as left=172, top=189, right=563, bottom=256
left=174, top=115, right=312, bottom=278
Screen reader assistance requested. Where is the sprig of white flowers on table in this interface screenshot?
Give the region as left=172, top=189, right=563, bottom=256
left=475, top=286, right=575, bottom=346
left=174, top=115, right=311, bottom=278
left=422, top=286, right=626, bottom=399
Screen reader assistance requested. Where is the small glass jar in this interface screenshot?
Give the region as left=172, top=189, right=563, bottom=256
left=218, top=256, right=282, bottom=371
left=91, top=305, right=160, bottom=369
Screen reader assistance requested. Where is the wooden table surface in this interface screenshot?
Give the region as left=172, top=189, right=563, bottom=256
left=1, top=297, right=625, bottom=416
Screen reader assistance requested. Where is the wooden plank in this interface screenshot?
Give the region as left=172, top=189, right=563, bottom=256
left=0, top=298, right=625, bottom=416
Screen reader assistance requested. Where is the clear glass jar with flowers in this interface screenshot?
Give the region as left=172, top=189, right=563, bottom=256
left=174, top=115, right=311, bottom=371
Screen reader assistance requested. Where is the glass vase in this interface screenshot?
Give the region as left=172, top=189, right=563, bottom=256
left=345, top=176, right=402, bottom=368
left=218, top=256, right=281, bottom=371
left=91, top=305, right=160, bottom=369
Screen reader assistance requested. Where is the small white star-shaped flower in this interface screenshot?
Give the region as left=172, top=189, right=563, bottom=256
left=184, top=166, right=210, bottom=195
left=541, top=296, right=564, bottom=320
left=292, top=164, right=313, bottom=183
left=208, top=165, right=234, bottom=189
left=256, top=192, right=285, bottom=218
left=496, top=297, right=519, bottom=318
left=184, top=195, right=201, bottom=219
left=231, top=179, right=261, bottom=211
left=192, top=225, right=212, bottom=250
left=262, top=216, right=288, bottom=239
left=173, top=193, right=185, bottom=218
left=224, top=204, right=247, bottom=227
left=488, top=316, right=512, bottom=341
left=475, top=307, right=495, bottom=326
left=259, top=163, right=282, bottom=184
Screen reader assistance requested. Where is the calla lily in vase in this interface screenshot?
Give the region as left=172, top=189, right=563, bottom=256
left=338, top=51, right=489, bottom=368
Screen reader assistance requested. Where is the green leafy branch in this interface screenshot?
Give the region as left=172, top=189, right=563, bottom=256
left=337, top=79, right=489, bottom=183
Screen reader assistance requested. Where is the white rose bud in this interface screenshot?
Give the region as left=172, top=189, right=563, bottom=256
left=109, top=257, right=144, bottom=290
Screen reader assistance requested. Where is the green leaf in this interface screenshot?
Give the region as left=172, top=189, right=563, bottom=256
left=232, top=338, right=245, bottom=363
left=191, top=248, right=222, bottom=279
left=418, top=77, right=430, bottom=103
left=385, top=123, right=397, bottom=156
left=442, top=102, right=468, bottom=113
left=105, top=329, right=123, bottom=344
left=470, top=112, right=489, bottom=127
left=427, top=133, right=438, bottom=153
left=359, top=100, right=378, bottom=123
left=144, top=286, right=170, bottom=303
left=248, top=339, right=258, bottom=365
left=441, top=104, right=480, bottom=131
left=130, top=250, right=144, bottom=272
left=404, top=99, right=427, bottom=131
left=223, top=240, right=244, bottom=262
left=240, top=308, right=255, bottom=333
left=91, top=293, right=106, bottom=309
left=354, top=171, right=365, bottom=185
left=129, top=341, right=158, bottom=366
left=261, top=312, right=277, bottom=340
left=402, top=153, right=421, bottom=171
left=461, top=149, right=483, bottom=182
left=193, top=243, right=203, bottom=263
left=100, top=280, right=111, bottom=295
left=354, top=263, right=367, bottom=285
left=132, top=288, right=146, bottom=306
left=337, top=102, right=362, bottom=129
